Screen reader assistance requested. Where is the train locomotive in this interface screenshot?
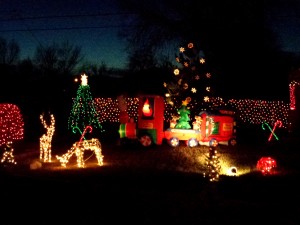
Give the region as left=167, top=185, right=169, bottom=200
left=118, top=95, right=237, bottom=147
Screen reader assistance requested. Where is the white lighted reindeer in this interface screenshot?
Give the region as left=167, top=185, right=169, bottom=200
left=39, top=113, right=55, bottom=162
left=56, top=126, right=103, bottom=168
left=56, top=138, right=103, bottom=168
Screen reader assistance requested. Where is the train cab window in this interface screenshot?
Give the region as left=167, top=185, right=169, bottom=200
left=141, top=97, right=154, bottom=119
left=211, top=122, right=220, bottom=134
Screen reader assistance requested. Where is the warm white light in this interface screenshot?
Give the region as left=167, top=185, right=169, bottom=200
left=56, top=138, right=103, bottom=168
left=40, top=114, right=55, bottom=163
left=81, top=74, right=88, bottom=86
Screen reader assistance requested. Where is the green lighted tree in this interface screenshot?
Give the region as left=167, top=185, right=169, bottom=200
left=68, top=74, right=103, bottom=135
left=174, top=98, right=191, bottom=129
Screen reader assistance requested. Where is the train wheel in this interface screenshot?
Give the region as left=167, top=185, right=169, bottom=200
left=228, top=138, right=237, bottom=147
left=139, top=135, right=152, bottom=147
left=169, top=137, right=179, bottom=147
left=209, top=138, right=218, bottom=147
left=187, top=138, right=198, bottom=147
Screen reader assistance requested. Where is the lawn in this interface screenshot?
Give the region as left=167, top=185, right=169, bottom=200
left=1, top=135, right=300, bottom=225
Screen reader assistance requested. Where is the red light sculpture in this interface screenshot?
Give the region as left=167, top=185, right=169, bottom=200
left=256, top=157, right=277, bottom=175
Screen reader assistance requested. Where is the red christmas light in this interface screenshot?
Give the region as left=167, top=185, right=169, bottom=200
left=256, top=157, right=277, bottom=175
left=0, top=104, right=24, bottom=146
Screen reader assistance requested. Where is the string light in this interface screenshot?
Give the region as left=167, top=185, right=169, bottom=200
left=40, top=113, right=55, bottom=162
left=56, top=138, right=103, bottom=168
left=0, top=104, right=24, bottom=147
left=91, top=97, right=291, bottom=130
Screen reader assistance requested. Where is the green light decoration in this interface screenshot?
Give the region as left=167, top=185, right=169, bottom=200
left=262, top=120, right=282, bottom=141
left=175, top=97, right=192, bottom=129
left=68, top=74, right=104, bottom=134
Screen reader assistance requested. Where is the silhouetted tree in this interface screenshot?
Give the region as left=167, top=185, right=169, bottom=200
left=34, top=41, right=83, bottom=77
left=0, top=37, right=20, bottom=65
left=117, top=0, right=289, bottom=99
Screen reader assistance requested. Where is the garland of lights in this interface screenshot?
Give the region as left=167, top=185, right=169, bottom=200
left=289, top=80, right=300, bottom=110
left=92, top=97, right=291, bottom=129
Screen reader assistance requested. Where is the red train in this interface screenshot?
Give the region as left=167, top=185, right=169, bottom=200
left=118, top=95, right=237, bottom=147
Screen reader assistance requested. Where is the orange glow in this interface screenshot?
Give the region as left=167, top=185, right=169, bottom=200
left=142, top=98, right=153, bottom=117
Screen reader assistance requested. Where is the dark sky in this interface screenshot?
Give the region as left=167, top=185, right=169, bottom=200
left=0, top=0, right=299, bottom=101
left=265, top=0, right=300, bottom=53
left=1, top=0, right=299, bottom=67
left=0, top=0, right=130, bottom=68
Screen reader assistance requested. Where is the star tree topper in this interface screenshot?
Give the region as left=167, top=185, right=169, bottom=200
left=81, top=74, right=88, bottom=86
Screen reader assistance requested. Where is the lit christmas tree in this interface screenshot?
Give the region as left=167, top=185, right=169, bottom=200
left=203, top=143, right=221, bottom=182
left=0, top=103, right=24, bottom=147
left=174, top=97, right=192, bottom=129
left=164, top=41, right=215, bottom=115
left=0, top=103, right=24, bottom=166
left=68, top=74, right=103, bottom=135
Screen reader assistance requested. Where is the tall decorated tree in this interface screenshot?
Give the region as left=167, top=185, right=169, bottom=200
left=164, top=41, right=215, bottom=124
left=68, top=74, right=103, bottom=136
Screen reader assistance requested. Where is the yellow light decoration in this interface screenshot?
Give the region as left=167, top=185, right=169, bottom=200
left=40, top=113, right=55, bottom=163
left=204, top=96, right=210, bottom=102
left=56, top=138, right=103, bottom=168
left=199, top=58, right=205, bottom=64
left=191, top=87, right=197, bottom=93
left=227, top=166, right=238, bottom=176
left=1, top=142, right=17, bottom=165
left=179, top=47, right=185, bottom=52
left=173, top=68, right=180, bottom=75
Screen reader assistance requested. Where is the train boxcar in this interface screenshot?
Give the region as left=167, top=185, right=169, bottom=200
left=198, top=110, right=237, bottom=147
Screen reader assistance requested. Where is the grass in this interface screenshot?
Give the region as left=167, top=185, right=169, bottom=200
left=1, top=135, right=300, bottom=225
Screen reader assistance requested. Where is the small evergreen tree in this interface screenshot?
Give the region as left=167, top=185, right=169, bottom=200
left=203, top=144, right=221, bottom=182
left=68, top=74, right=103, bottom=136
left=174, top=97, right=192, bottom=129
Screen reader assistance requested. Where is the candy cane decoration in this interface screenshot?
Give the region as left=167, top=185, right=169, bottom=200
left=268, top=120, right=282, bottom=141
left=262, top=121, right=282, bottom=141
left=79, top=126, right=93, bottom=144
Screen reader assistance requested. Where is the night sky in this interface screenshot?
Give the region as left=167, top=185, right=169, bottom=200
left=265, top=0, right=300, bottom=54
left=1, top=0, right=299, bottom=100
left=0, top=0, right=130, bottom=68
